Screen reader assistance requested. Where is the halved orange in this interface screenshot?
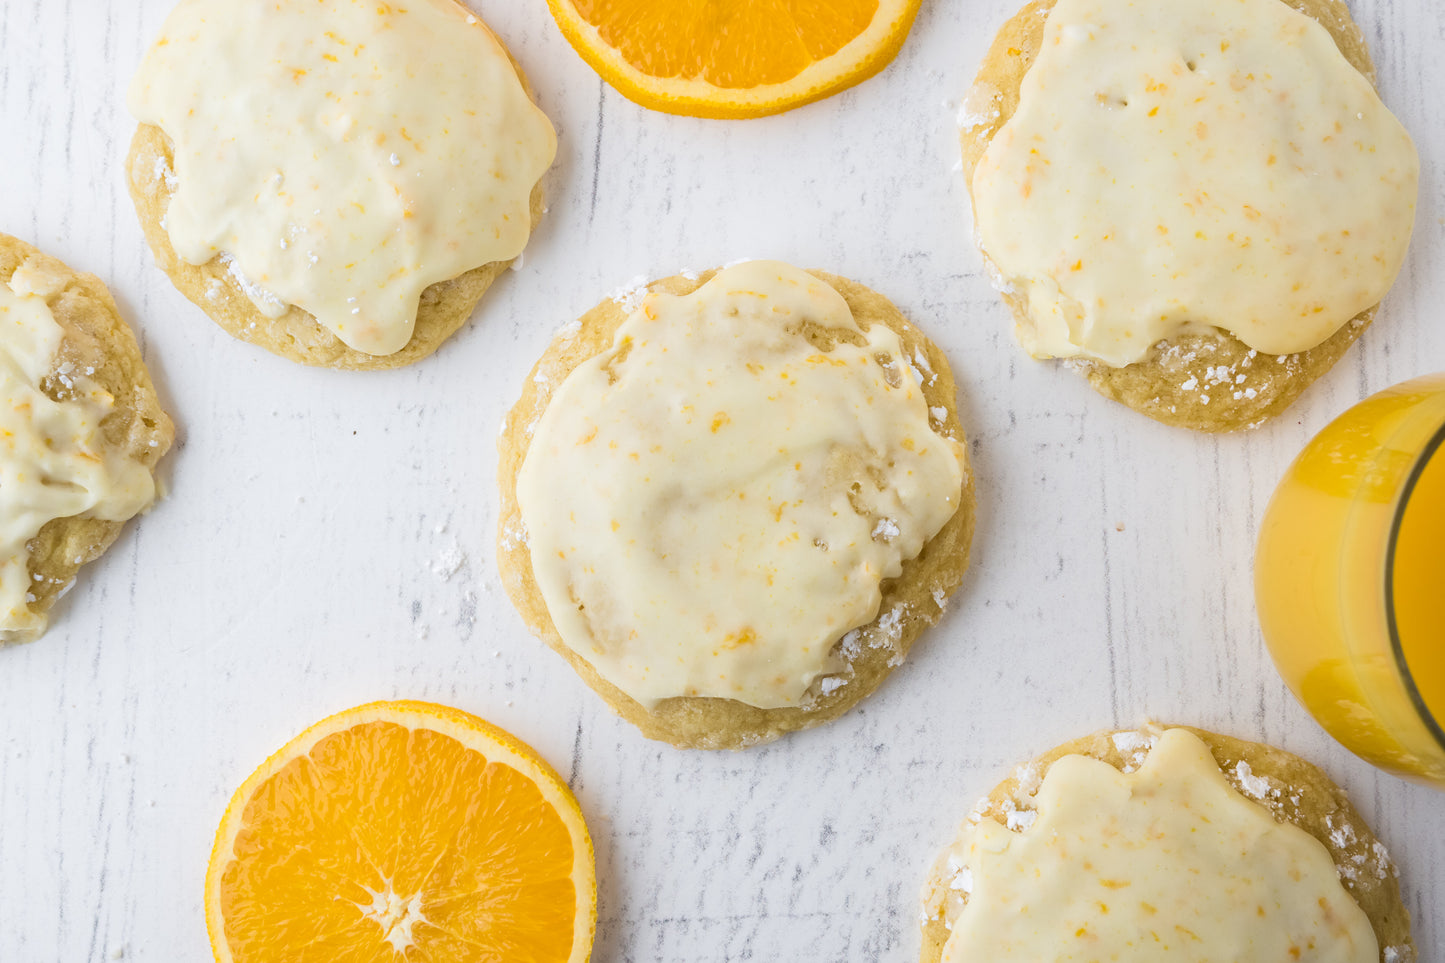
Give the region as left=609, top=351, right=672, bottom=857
left=205, top=701, right=596, bottom=963
left=547, top=0, right=923, bottom=118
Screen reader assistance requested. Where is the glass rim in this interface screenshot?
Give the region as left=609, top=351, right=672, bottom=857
left=1385, top=415, right=1445, bottom=754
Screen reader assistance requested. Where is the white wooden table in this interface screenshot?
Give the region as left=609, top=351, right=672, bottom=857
left=1, top=1, right=1441, bottom=959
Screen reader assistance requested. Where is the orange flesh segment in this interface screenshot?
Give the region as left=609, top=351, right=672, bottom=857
left=572, top=0, right=879, bottom=87
left=219, top=721, right=578, bottom=961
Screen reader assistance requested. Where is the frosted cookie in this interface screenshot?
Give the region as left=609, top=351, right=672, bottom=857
left=0, top=235, right=174, bottom=645
left=498, top=261, right=975, bottom=749
left=961, top=0, right=1418, bottom=431
left=921, top=725, right=1415, bottom=963
left=127, top=0, right=556, bottom=370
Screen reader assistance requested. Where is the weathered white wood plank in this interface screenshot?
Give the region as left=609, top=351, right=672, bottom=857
left=0, top=0, right=1440, bottom=959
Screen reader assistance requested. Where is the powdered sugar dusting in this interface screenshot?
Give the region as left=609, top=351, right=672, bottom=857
left=1012, top=763, right=1042, bottom=801
left=912, top=349, right=937, bottom=384
left=875, top=606, right=905, bottom=642
left=995, top=794, right=1039, bottom=833
left=1327, top=814, right=1358, bottom=851
left=555, top=318, right=581, bottom=342
left=1112, top=730, right=1150, bottom=753
left=218, top=253, right=288, bottom=316
left=500, top=521, right=528, bottom=550
left=1153, top=341, right=1282, bottom=412
left=1231, top=760, right=1272, bottom=800
left=1005, top=808, right=1037, bottom=831
left=983, top=257, right=1016, bottom=296
left=431, top=544, right=466, bottom=581
left=947, top=859, right=973, bottom=894
left=1322, top=813, right=1399, bottom=886
left=1112, top=729, right=1159, bottom=772
left=152, top=154, right=179, bottom=192
left=958, top=82, right=1003, bottom=130
left=610, top=275, right=651, bottom=313
left=1372, top=840, right=1396, bottom=879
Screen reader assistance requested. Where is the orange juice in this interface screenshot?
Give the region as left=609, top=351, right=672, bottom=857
left=1256, top=373, right=1445, bottom=788
left=1391, top=432, right=1445, bottom=726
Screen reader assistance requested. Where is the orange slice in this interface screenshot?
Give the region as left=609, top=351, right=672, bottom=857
left=547, top=0, right=923, bottom=118
left=205, top=701, right=596, bottom=963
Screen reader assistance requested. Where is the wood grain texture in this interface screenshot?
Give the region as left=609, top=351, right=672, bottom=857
left=0, top=0, right=1441, bottom=960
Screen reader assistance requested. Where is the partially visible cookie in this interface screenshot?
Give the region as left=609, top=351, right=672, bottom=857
left=126, top=0, right=556, bottom=370
left=0, top=234, right=174, bottom=644
left=921, top=724, right=1414, bottom=963
left=498, top=262, right=976, bottom=749
left=961, top=0, right=1418, bottom=431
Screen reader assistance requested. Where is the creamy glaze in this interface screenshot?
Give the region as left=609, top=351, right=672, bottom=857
left=517, top=262, right=966, bottom=709
left=129, top=0, right=556, bottom=356
left=935, top=728, right=1377, bottom=962
left=972, top=0, right=1418, bottom=366
left=0, top=265, right=158, bottom=640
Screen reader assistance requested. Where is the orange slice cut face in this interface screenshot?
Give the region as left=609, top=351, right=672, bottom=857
left=205, top=701, right=596, bottom=963
left=548, top=0, right=923, bottom=118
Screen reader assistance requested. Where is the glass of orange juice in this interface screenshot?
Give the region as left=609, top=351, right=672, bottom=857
left=1255, top=373, right=1445, bottom=789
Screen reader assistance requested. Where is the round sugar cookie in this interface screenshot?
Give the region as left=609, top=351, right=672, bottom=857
left=0, top=234, right=174, bottom=644
left=961, top=0, right=1402, bottom=432
left=126, top=31, right=548, bottom=371
left=497, top=267, right=976, bottom=750
left=920, top=724, right=1415, bottom=963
